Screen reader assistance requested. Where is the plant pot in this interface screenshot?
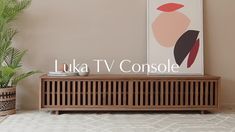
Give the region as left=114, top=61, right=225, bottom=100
left=0, top=87, right=16, bottom=116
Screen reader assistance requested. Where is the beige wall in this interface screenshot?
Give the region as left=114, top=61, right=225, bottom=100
left=204, top=0, right=235, bottom=107
left=14, top=0, right=235, bottom=109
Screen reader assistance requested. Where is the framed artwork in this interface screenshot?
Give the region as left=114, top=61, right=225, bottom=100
left=147, top=0, right=204, bottom=75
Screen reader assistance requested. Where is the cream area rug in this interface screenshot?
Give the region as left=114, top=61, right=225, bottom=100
left=1, top=111, right=235, bottom=132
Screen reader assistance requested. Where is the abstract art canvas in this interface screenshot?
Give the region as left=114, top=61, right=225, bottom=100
left=147, top=0, right=204, bottom=75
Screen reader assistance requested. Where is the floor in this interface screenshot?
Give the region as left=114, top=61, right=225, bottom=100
left=1, top=110, right=235, bottom=132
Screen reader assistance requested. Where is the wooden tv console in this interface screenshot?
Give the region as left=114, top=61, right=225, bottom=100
left=40, top=75, right=221, bottom=114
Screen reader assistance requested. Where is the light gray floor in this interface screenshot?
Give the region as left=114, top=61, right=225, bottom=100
left=1, top=110, right=235, bottom=132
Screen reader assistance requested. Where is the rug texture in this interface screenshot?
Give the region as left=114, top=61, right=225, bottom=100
left=0, top=111, right=235, bottom=132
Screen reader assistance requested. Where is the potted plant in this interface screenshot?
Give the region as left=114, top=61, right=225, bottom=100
left=0, top=0, right=38, bottom=116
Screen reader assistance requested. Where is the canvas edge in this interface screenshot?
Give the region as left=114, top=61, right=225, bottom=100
left=200, top=0, right=205, bottom=75
left=147, top=0, right=150, bottom=76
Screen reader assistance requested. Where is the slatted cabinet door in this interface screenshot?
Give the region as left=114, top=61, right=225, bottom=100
left=40, top=75, right=220, bottom=113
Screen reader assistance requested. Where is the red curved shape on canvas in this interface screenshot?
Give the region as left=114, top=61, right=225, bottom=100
left=187, top=39, right=200, bottom=68
left=157, top=3, right=184, bottom=12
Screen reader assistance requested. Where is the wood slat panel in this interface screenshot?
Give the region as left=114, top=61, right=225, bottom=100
left=170, top=81, right=174, bottom=106
left=195, top=81, right=199, bottom=106
left=98, top=81, right=101, bottom=106
left=165, top=81, right=169, bottom=106
left=41, top=81, right=45, bottom=107
left=62, top=81, right=66, bottom=106
left=83, top=81, right=86, bottom=105
left=128, top=81, right=133, bottom=106
left=47, top=81, right=50, bottom=106
left=51, top=81, right=55, bottom=106
left=102, top=81, right=106, bottom=105
left=200, top=81, right=204, bottom=106
left=123, top=81, right=127, bottom=105
left=72, top=81, right=76, bottom=106
left=190, top=81, right=194, bottom=106
left=180, top=81, right=184, bottom=106
left=145, top=81, right=149, bottom=106
left=140, top=81, right=144, bottom=106
left=185, top=81, right=189, bottom=106
left=210, top=81, right=214, bottom=106
left=205, top=81, right=209, bottom=106
left=77, top=81, right=81, bottom=106
left=108, top=81, right=112, bottom=105
left=160, top=81, right=164, bottom=106
left=175, top=81, right=179, bottom=106
left=67, top=81, right=71, bottom=106
left=155, top=81, right=159, bottom=106
left=119, top=81, right=122, bottom=105
left=87, top=81, right=91, bottom=106
left=135, top=82, right=138, bottom=106
left=93, top=81, right=97, bottom=106
left=149, top=81, right=153, bottom=106
left=113, top=81, right=117, bottom=106
left=40, top=75, right=220, bottom=113
left=57, top=81, right=61, bottom=106
left=215, top=81, right=218, bottom=106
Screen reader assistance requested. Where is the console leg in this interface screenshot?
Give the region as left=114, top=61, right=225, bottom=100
left=55, top=111, right=60, bottom=115
left=201, top=110, right=205, bottom=114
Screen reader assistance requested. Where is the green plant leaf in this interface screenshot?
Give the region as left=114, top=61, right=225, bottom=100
left=0, top=66, right=16, bottom=87
left=12, top=70, right=40, bottom=86
left=0, top=28, right=16, bottom=67
left=0, top=0, right=6, bottom=16
left=0, top=0, right=35, bottom=88
left=5, top=48, right=27, bottom=68
left=2, top=0, right=31, bottom=22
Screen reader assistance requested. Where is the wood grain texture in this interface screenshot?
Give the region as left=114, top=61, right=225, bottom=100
left=40, top=74, right=221, bottom=113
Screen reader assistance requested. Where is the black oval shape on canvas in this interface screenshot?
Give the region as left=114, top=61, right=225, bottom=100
left=174, top=30, right=199, bottom=66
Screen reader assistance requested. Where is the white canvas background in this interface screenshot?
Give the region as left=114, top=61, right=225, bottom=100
left=147, top=0, right=204, bottom=75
